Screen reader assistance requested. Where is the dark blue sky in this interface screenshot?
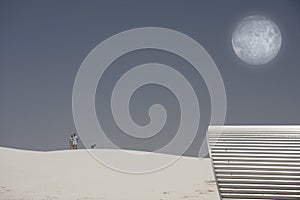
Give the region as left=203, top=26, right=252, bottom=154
left=0, top=0, right=300, bottom=156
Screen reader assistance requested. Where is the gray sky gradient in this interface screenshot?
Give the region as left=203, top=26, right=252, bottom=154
left=0, top=0, right=300, bottom=156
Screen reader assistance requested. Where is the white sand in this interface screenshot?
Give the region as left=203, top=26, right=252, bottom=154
left=0, top=147, right=219, bottom=200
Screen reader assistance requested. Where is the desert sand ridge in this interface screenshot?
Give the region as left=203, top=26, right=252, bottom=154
left=0, top=147, right=219, bottom=200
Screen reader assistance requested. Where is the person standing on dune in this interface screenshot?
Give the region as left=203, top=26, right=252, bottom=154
left=69, top=134, right=74, bottom=149
left=73, top=133, right=79, bottom=149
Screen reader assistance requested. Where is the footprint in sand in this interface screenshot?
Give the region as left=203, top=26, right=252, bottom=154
left=162, top=191, right=175, bottom=195
left=182, top=195, right=199, bottom=199
left=205, top=180, right=216, bottom=184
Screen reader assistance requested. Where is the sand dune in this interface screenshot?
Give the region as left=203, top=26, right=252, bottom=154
left=0, top=147, right=219, bottom=200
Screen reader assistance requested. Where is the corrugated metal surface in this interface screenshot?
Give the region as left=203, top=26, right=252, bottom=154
left=208, top=126, right=300, bottom=200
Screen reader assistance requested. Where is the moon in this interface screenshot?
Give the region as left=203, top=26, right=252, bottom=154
left=232, top=15, right=282, bottom=65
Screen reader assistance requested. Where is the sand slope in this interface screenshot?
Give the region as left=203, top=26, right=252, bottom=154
left=0, top=147, right=219, bottom=200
